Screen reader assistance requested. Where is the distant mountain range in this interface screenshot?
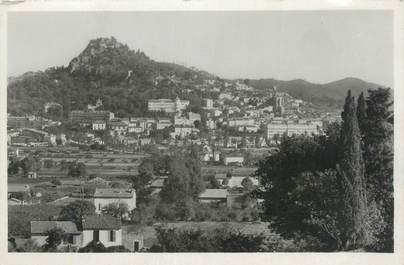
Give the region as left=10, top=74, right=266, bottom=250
left=247, top=77, right=381, bottom=109
left=7, top=37, right=383, bottom=116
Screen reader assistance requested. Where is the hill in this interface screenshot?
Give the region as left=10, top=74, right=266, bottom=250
left=7, top=37, right=384, bottom=117
left=248, top=77, right=382, bottom=109
left=7, top=37, right=216, bottom=117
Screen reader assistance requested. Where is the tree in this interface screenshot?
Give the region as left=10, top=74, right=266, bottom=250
left=206, top=175, right=221, bottom=189
left=58, top=200, right=96, bottom=228
left=360, top=88, right=394, bottom=251
left=20, top=155, right=40, bottom=174
left=150, top=226, right=266, bottom=252
left=337, top=90, right=369, bottom=249
left=101, top=202, right=129, bottom=219
left=67, top=161, right=87, bottom=178
left=357, top=92, right=367, bottom=136
left=241, top=177, right=254, bottom=192
left=44, top=228, right=65, bottom=251
left=257, top=132, right=342, bottom=250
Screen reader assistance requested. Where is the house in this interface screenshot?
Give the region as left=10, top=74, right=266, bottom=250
left=27, top=171, right=37, bottom=179
left=92, top=120, right=107, bottom=131
left=198, top=189, right=228, bottom=204
left=8, top=184, right=31, bottom=203
left=122, top=228, right=145, bottom=252
left=93, top=188, right=136, bottom=214
left=222, top=153, right=244, bottom=166
left=109, top=120, right=128, bottom=135
left=81, top=215, right=122, bottom=248
left=30, top=221, right=81, bottom=249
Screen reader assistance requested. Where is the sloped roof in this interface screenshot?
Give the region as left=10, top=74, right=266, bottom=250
left=8, top=184, right=30, bottom=193
left=82, top=215, right=121, bottom=230
left=94, top=188, right=135, bottom=198
left=198, top=189, right=228, bottom=199
left=31, top=221, right=80, bottom=234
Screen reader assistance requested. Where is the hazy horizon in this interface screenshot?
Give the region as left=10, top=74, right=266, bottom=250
left=8, top=11, right=393, bottom=87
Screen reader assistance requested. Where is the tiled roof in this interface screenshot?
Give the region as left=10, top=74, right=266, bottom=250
left=94, top=188, right=134, bottom=198
left=82, top=215, right=121, bottom=230
left=198, top=189, right=228, bottom=199
left=30, top=221, right=80, bottom=234
left=8, top=184, right=30, bottom=193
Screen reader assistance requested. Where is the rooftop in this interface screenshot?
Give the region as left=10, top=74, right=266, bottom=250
left=31, top=221, right=80, bottom=234
left=94, top=188, right=135, bottom=198
left=8, top=184, right=30, bottom=193
left=82, top=215, right=121, bottom=230
left=198, top=189, right=228, bottom=199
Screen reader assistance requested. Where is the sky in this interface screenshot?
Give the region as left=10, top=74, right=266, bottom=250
left=8, top=11, right=393, bottom=87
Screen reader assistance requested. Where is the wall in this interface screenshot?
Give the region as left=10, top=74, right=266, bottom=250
left=94, top=197, right=136, bottom=214
left=81, top=229, right=122, bottom=248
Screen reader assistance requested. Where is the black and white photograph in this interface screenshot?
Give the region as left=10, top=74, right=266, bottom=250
left=2, top=1, right=401, bottom=261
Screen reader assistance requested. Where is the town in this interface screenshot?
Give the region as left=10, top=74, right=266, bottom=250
left=7, top=36, right=392, bottom=253
left=8, top=76, right=339, bottom=252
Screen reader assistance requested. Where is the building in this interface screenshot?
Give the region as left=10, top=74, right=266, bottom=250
left=222, top=153, right=244, bottom=166
left=30, top=221, right=81, bottom=249
left=203, top=98, right=214, bottom=109
left=7, top=116, right=30, bottom=129
left=70, top=110, right=114, bottom=127
left=228, top=118, right=255, bottom=127
left=198, top=189, right=228, bottom=204
left=266, top=121, right=320, bottom=139
left=272, top=86, right=285, bottom=116
left=188, top=112, right=201, bottom=123
left=109, top=120, right=128, bottom=135
left=148, top=97, right=189, bottom=113
left=92, top=120, right=107, bottom=131
left=171, top=125, right=193, bottom=138
left=93, top=188, right=136, bottom=215
left=156, top=119, right=172, bottom=130
left=81, top=215, right=122, bottom=248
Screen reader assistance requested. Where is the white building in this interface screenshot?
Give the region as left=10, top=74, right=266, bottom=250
left=203, top=98, right=214, bottom=109
left=266, top=121, right=321, bottom=139
left=171, top=125, right=193, bottom=138
left=148, top=97, right=189, bottom=113
left=92, top=120, right=106, bottom=131
left=93, top=188, right=136, bottom=215
left=156, top=119, right=172, bottom=130
left=222, top=154, right=244, bottom=166
left=81, top=215, right=122, bottom=248
left=198, top=189, right=228, bottom=204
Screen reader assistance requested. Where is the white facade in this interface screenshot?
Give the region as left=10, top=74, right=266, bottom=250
left=81, top=229, right=122, bottom=248
left=223, top=155, right=244, bottom=166
left=266, top=121, right=320, bottom=139
left=92, top=121, right=106, bottom=131
left=94, top=189, right=137, bottom=214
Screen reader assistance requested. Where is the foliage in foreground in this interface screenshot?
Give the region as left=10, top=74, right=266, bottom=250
left=257, top=88, right=393, bottom=252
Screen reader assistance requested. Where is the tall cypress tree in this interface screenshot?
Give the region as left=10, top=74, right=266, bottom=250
left=338, top=90, right=369, bottom=249
left=362, top=88, right=394, bottom=251
left=357, top=92, right=367, bottom=137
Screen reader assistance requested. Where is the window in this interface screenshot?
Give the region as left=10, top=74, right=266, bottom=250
left=109, top=230, right=116, bottom=242
left=93, top=230, right=99, bottom=242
